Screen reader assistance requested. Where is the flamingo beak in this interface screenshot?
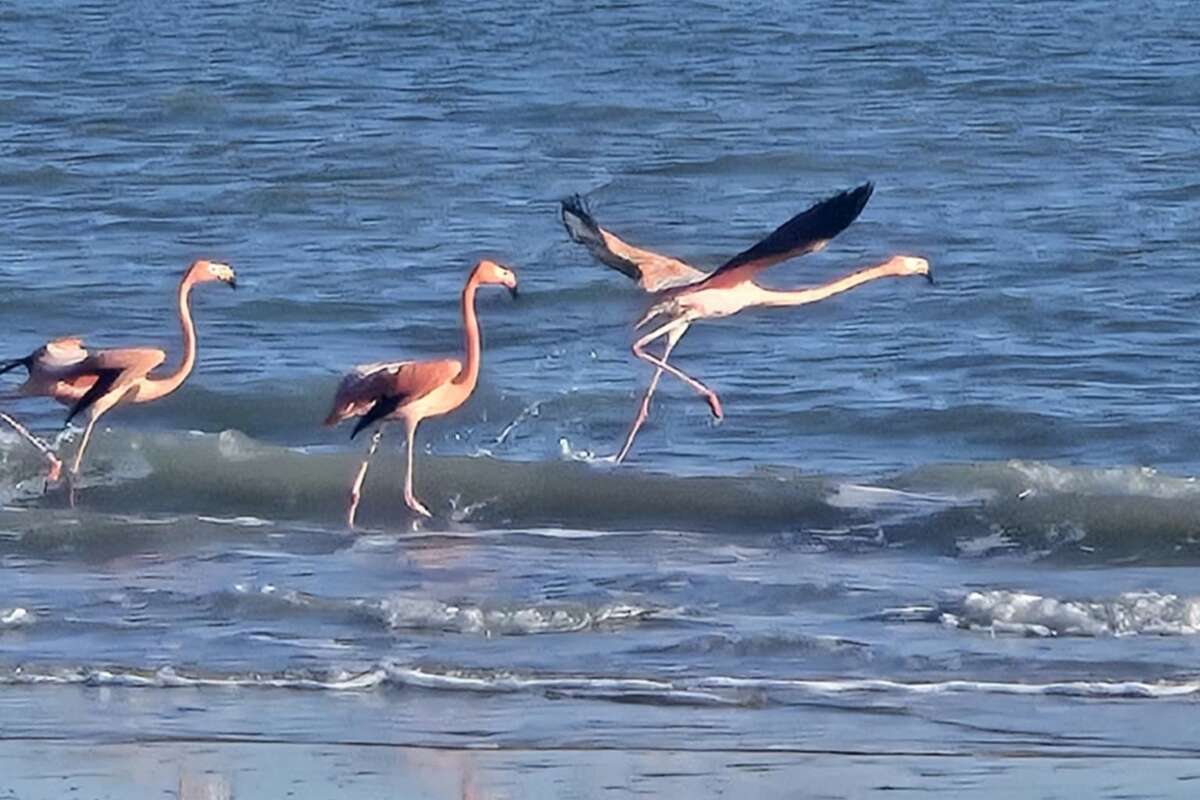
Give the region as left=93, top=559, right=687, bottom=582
left=229, top=276, right=238, bottom=290
left=508, top=285, right=518, bottom=300
left=925, top=268, right=935, bottom=286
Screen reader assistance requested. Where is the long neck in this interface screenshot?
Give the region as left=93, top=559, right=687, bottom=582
left=139, top=277, right=198, bottom=402
left=453, top=277, right=482, bottom=388
left=752, top=260, right=908, bottom=308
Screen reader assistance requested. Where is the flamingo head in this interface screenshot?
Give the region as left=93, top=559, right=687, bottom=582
left=474, top=260, right=519, bottom=299
left=187, top=260, right=238, bottom=289
left=889, top=255, right=933, bottom=284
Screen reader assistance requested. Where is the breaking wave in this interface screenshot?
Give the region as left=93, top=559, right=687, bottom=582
left=219, top=583, right=658, bottom=636
left=935, top=589, right=1200, bottom=637
left=1, top=661, right=1196, bottom=703
left=0, top=607, right=33, bottom=628
left=4, top=427, right=1200, bottom=563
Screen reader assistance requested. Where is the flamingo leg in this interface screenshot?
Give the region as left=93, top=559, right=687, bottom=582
left=70, top=414, right=100, bottom=478
left=632, top=316, right=723, bottom=420
left=346, top=428, right=384, bottom=529
left=0, top=411, right=63, bottom=486
left=63, top=412, right=105, bottom=510
left=616, top=323, right=686, bottom=463
left=403, top=419, right=432, bottom=518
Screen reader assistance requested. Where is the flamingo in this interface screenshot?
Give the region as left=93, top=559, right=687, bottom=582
left=323, top=259, right=518, bottom=527
left=561, top=184, right=933, bottom=462
left=0, top=260, right=237, bottom=490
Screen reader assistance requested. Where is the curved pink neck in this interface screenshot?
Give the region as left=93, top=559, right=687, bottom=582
left=752, top=258, right=913, bottom=308
left=138, top=275, right=198, bottom=402
left=453, top=275, right=482, bottom=389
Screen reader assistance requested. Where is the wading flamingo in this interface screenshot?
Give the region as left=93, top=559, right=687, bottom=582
left=0, top=260, right=237, bottom=490
left=323, top=259, right=518, bottom=527
left=562, top=184, right=932, bottom=462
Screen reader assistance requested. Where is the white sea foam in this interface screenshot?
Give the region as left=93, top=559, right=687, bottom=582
left=373, top=596, right=654, bottom=635
left=698, top=676, right=1200, bottom=698
left=0, top=665, right=387, bottom=691
left=0, top=607, right=33, bottom=628
left=1007, top=460, right=1200, bottom=500
left=223, top=583, right=656, bottom=636
left=196, top=515, right=274, bottom=527
left=0, top=661, right=1195, bottom=701
left=939, top=589, right=1200, bottom=637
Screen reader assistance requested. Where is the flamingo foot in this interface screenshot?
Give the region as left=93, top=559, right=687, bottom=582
left=405, top=493, right=433, bottom=519
left=706, top=393, right=724, bottom=420
left=346, top=493, right=362, bottom=530
left=45, top=457, right=63, bottom=487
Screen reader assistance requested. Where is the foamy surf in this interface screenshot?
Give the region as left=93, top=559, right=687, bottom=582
left=5, top=429, right=1200, bottom=562
left=220, top=583, right=660, bottom=636
left=937, top=589, right=1200, bottom=637
left=2, top=662, right=1196, bottom=702
left=0, top=607, right=33, bottom=628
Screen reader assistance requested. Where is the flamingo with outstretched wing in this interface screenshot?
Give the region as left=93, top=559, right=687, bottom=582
left=562, top=185, right=932, bottom=462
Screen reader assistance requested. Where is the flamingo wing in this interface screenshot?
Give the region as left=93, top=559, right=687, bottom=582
left=62, top=347, right=167, bottom=424
left=325, top=359, right=462, bottom=435
left=34, top=337, right=90, bottom=373
left=561, top=195, right=706, bottom=293
left=697, top=183, right=874, bottom=290
left=2, top=336, right=90, bottom=383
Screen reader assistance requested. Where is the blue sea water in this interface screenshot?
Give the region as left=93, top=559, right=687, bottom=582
left=2, top=1, right=1200, bottom=796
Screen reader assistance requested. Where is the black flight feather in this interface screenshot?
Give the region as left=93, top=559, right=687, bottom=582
left=351, top=394, right=402, bottom=439
left=64, top=369, right=123, bottom=426
left=560, top=195, right=642, bottom=283
left=0, top=356, right=33, bottom=377
left=708, top=182, right=875, bottom=279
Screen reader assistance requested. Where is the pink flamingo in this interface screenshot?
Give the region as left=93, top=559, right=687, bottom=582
left=323, top=260, right=518, bottom=527
left=562, top=184, right=932, bottom=462
left=0, top=260, right=236, bottom=489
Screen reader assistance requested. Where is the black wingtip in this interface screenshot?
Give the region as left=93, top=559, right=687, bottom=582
left=350, top=395, right=402, bottom=440
left=63, top=369, right=122, bottom=426
left=710, top=181, right=877, bottom=279
left=559, top=193, right=643, bottom=283
left=785, top=180, right=876, bottom=243
left=0, top=356, right=32, bottom=377
left=560, top=194, right=600, bottom=243
left=821, top=181, right=874, bottom=235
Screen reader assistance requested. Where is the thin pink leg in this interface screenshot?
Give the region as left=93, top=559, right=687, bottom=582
left=71, top=415, right=99, bottom=477
left=632, top=318, right=723, bottom=420
left=346, top=428, right=384, bottom=529
left=616, top=324, right=685, bottom=463
left=64, top=414, right=103, bottom=510
left=402, top=419, right=431, bottom=518
left=0, top=411, right=63, bottom=485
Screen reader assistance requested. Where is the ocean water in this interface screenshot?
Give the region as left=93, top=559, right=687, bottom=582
left=2, top=0, right=1200, bottom=796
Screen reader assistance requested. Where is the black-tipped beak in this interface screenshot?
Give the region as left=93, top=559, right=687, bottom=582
left=229, top=277, right=238, bottom=290
left=925, top=270, right=935, bottom=286
left=508, top=285, right=519, bottom=300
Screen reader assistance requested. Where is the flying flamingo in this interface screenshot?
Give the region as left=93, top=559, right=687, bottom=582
left=323, top=259, right=518, bottom=527
left=0, top=260, right=237, bottom=491
left=561, top=184, right=932, bottom=462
